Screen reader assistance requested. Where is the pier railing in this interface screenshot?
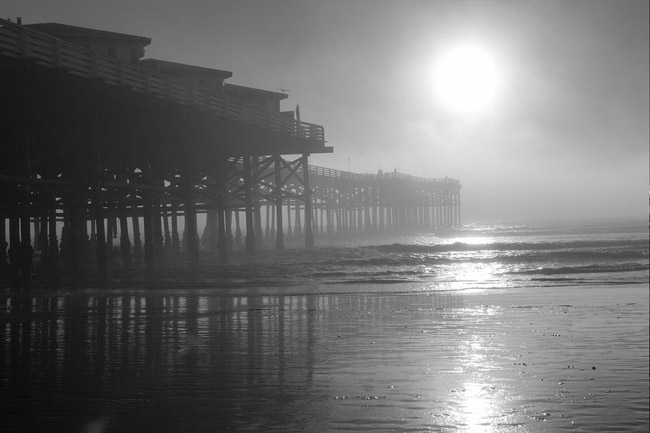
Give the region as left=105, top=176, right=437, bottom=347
left=0, top=18, right=324, bottom=142
left=309, top=165, right=460, bottom=185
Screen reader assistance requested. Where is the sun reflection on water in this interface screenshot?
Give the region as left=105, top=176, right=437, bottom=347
left=445, top=261, right=509, bottom=292
left=451, top=312, right=504, bottom=432
left=461, top=381, right=496, bottom=432
left=451, top=236, right=495, bottom=245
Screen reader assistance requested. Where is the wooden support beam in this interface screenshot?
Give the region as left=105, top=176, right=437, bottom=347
left=0, top=216, right=7, bottom=273
left=217, top=206, right=228, bottom=263
left=118, top=203, right=131, bottom=267
left=274, top=155, right=284, bottom=249
left=142, top=192, right=154, bottom=271
left=152, top=190, right=164, bottom=263
left=93, top=187, right=107, bottom=278
left=66, top=190, right=80, bottom=273
left=162, top=204, right=171, bottom=253
left=253, top=157, right=264, bottom=250
left=170, top=203, right=180, bottom=254
left=243, top=155, right=255, bottom=253
left=47, top=193, right=58, bottom=266
left=132, top=211, right=142, bottom=257
left=9, top=209, right=20, bottom=278
left=183, top=169, right=199, bottom=267
left=91, top=114, right=107, bottom=278
left=302, top=154, right=314, bottom=249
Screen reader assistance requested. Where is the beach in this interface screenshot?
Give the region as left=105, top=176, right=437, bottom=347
left=1, top=283, right=647, bottom=432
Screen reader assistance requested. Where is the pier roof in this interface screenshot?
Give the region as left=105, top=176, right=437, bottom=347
left=24, top=22, right=151, bottom=45
left=139, top=58, right=233, bottom=80
left=223, top=84, right=288, bottom=101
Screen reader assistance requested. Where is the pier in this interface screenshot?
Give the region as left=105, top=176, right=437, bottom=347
left=0, top=18, right=460, bottom=280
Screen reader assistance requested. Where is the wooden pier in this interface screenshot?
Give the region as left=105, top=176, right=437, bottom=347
left=0, top=18, right=460, bottom=281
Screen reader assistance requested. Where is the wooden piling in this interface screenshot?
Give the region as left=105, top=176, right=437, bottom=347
left=243, top=156, right=255, bottom=253
left=274, top=155, right=284, bottom=250
left=302, top=154, right=314, bottom=249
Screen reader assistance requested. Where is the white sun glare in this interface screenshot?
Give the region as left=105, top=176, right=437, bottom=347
left=433, top=44, right=501, bottom=115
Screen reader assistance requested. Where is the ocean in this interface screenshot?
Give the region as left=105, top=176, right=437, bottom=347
left=1, top=219, right=648, bottom=432
left=135, top=218, right=647, bottom=295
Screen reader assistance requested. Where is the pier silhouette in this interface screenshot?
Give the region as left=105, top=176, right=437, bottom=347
left=0, top=18, right=460, bottom=280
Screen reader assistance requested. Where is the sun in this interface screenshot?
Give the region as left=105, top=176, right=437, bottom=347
left=433, top=44, right=501, bottom=115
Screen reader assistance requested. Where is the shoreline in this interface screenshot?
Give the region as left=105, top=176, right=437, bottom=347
left=2, top=277, right=647, bottom=298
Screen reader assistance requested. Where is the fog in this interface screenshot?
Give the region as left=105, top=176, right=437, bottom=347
left=6, top=0, right=648, bottom=222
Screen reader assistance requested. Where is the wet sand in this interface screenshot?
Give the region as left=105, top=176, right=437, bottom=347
left=310, top=285, right=649, bottom=432
left=1, top=284, right=648, bottom=432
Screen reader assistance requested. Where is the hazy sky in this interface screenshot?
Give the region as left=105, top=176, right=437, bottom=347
left=4, top=0, right=648, bottom=222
